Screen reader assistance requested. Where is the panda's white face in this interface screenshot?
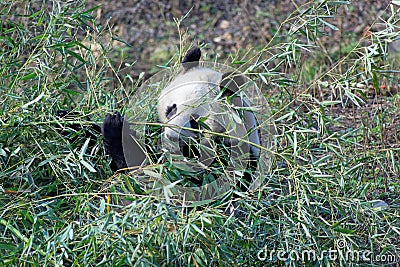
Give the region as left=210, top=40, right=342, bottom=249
left=157, top=67, right=224, bottom=142
left=157, top=65, right=260, bottom=164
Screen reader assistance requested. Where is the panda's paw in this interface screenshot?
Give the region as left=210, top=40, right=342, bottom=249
left=102, top=112, right=127, bottom=171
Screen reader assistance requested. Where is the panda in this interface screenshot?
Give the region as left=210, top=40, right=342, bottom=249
left=102, top=47, right=261, bottom=190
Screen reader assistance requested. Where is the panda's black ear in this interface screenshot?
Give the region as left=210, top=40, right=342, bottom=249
left=182, top=47, right=201, bottom=70
left=220, top=72, right=247, bottom=97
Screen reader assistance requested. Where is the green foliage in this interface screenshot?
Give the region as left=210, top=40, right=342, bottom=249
left=1, top=1, right=400, bottom=266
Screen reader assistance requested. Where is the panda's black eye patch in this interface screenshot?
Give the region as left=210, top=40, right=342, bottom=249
left=166, top=104, right=177, bottom=119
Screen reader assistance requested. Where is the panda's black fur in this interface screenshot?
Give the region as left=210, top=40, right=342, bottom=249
left=102, top=112, right=129, bottom=172
left=181, top=46, right=201, bottom=67
left=103, top=47, right=260, bottom=189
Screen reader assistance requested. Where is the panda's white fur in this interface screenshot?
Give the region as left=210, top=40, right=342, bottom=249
left=157, top=61, right=260, bottom=166
left=158, top=67, right=223, bottom=141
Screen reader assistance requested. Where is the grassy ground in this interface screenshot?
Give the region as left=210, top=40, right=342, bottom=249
left=1, top=1, right=400, bottom=266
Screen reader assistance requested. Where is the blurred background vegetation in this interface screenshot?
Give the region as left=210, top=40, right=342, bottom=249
left=0, top=0, right=399, bottom=266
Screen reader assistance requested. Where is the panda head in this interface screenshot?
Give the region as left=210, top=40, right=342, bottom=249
left=156, top=47, right=260, bottom=167
left=157, top=66, right=224, bottom=142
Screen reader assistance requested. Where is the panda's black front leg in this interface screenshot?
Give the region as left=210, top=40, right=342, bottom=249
left=102, top=112, right=127, bottom=172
